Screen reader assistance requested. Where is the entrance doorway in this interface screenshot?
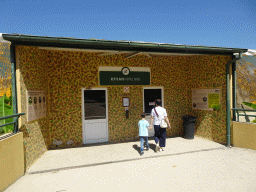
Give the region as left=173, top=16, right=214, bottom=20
left=82, top=88, right=108, bottom=144
left=143, top=87, right=164, bottom=136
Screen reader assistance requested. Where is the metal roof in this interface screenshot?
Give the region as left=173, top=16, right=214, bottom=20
left=2, top=33, right=248, bottom=56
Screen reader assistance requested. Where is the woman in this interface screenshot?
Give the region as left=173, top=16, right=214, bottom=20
left=150, top=99, right=171, bottom=152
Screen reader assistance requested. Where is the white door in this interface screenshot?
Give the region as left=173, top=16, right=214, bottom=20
left=143, top=87, right=164, bottom=137
left=82, top=88, right=108, bottom=144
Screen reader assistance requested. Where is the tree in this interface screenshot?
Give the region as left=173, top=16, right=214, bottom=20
left=236, top=57, right=256, bottom=108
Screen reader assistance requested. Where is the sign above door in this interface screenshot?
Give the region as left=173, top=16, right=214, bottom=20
left=99, top=66, right=150, bottom=85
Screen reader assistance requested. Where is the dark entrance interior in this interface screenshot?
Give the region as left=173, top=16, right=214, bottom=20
left=144, top=89, right=162, bottom=115
left=84, top=90, right=106, bottom=120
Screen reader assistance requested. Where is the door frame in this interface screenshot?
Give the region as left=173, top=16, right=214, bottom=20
left=81, top=87, right=109, bottom=144
left=143, top=86, right=164, bottom=113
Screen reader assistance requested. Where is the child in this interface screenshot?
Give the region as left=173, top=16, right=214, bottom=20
left=138, top=112, right=150, bottom=155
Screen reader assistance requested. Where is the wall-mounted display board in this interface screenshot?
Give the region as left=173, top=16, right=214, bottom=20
left=192, top=88, right=221, bottom=111
left=27, top=90, right=46, bottom=122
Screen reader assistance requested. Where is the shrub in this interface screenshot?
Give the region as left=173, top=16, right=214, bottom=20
left=0, top=94, right=13, bottom=135
left=242, top=102, right=256, bottom=123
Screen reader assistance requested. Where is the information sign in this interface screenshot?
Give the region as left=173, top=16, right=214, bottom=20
left=27, top=90, right=47, bottom=122
left=192, top=88, right=221, bottom=110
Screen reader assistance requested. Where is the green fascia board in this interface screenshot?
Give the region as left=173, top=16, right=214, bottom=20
left=2, top=33, right=248, bottom=55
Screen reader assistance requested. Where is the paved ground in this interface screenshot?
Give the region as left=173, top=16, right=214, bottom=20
left=4, top=137, right=256, bottom=192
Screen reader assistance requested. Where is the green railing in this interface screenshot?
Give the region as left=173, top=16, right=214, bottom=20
left=0, top=113, right=25, bottom=134
left=231, top=109, right=256, bottom=122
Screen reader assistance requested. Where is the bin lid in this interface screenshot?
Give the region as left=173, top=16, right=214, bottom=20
left=182, top=115, right=196, bottom=122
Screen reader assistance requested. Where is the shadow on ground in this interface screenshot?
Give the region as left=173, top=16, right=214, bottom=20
left=133, top=143, right=156, bottom=155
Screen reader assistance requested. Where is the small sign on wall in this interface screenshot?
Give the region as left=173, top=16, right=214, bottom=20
left=192, top=88, right=221, bottom=111
left=149, top=102, right=155, bottom=106
left=123, top=87, right=130, bottom=93
left=123, top=97, right=130, bottom=107
left=27, top=90, right=47, bottom=122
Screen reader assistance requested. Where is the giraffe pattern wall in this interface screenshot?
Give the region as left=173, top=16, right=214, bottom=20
left=16, top=45, right=231, bottom=169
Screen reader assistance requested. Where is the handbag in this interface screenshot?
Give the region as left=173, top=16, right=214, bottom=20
left=154, top=108, right=168, bottom=128
left=160, top=119, right=168, bottom=128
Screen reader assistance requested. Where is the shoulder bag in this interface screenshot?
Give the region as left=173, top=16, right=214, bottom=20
left=154, top=108, right=168, bottom=128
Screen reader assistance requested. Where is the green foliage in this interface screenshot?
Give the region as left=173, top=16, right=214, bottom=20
left=212, top=104, right=221, bottom=111
left=242, top=102, right=256, bottom=110
left=0, top=93, right=13, bottom=134
left=9, top=84, right=12, bottom=106
left=242, top=102, right=256, bottom=123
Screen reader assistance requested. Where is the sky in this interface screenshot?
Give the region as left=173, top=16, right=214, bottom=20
left=0, top=0, right=256, bottom=49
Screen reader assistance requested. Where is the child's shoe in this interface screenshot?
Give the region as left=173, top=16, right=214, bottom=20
left=140, top=151, right=144, bottom=156
left=145, top=147, right=149, bottom=151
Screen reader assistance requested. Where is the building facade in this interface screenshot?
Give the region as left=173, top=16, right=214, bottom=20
left=2, top=34, right=248, bottom=169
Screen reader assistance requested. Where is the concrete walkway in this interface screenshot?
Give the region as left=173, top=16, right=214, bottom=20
left=26, top=137, right=224, bottom=174
left=4, top=136, right=256, bottom=192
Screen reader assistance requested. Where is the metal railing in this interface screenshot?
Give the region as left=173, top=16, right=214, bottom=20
left=0, top=113, right=25, bottom=133
left=231, top=108, right=256, bottom=122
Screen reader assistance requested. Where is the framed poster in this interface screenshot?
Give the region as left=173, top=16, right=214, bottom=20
left=123, top=97, right=130, bottom=107
left=27, top=91, right=37, bottom=122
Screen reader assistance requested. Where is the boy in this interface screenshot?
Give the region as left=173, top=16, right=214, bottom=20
left=138, top=112, right=150, bottom=155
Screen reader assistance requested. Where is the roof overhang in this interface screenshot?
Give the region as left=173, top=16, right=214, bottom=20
left=2, top=33, right=248, bottom=56
left=0, top=33, right=11, bottom=44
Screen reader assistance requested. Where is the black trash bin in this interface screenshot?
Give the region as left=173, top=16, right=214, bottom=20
left=182, top=115, right=196, bottom=139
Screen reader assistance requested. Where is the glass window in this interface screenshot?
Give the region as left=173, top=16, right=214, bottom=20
left=84, top=90, right=106, bottom=120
